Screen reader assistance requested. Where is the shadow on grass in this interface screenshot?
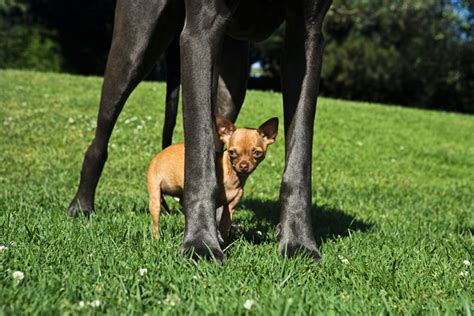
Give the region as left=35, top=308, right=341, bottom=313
left=237, top=199, right=374, bottom=244
left=457, top=226, right=473, bottom=236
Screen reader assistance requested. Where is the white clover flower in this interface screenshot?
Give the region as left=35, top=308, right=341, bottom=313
left=338, top=255, right=349, bottom=264
left=0, top=245, right=8, bottom=252
left=90, top=300, right=101, bottom=308
left=460, top=271, right=469, bottom=277
left=78, top=301, right=85, bottom=309
left=139, top=268, right=148, bottom=276
left=163, top=294, right=181, bottom=306
left=68, top=117, right=75, bottom=124
left=463, top=260, right=471, bottom=267
left=243, top=299, right=255, bottom=310
left=13, top=271, right=24, bottom=281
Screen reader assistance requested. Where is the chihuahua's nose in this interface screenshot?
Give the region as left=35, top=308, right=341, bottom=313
left=239, top=161, right=249, bottom=172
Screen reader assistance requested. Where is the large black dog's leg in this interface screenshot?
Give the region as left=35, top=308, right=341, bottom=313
left=213, top=35, right=249, bottom=152
left=180, top=0, right=234, bottom=262
left=216, top=36, right=249, bottom=122
left=278, top=0, right=332, bottom=260
left=68, top=0, right=180, bottom=216
left=162, top=36, right=181, bottom=149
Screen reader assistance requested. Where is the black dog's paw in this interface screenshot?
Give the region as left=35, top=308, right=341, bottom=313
left=279, top=239, right=322, bottom=262
left=67, top=198, right=93, bottom=218
left=181, top=238, right=225, bottom=264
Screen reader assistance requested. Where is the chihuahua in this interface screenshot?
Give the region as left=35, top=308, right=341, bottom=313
left=147, top=115, right=278, bottom=241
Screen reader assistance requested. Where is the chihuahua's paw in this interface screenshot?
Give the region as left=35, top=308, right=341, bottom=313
left=279, top=238, right=322, bottom=262
left=181, top=238, right=225, bottom=264
left=67, top=197, right=93, bottom=218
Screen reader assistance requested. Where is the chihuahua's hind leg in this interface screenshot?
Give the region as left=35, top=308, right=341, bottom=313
left=147, top=175, right=162, bottom=239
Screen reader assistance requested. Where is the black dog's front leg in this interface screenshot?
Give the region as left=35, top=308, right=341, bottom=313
left=279, top=0, right=332, bottom=261
left=179, top=0, right=233, bottom=262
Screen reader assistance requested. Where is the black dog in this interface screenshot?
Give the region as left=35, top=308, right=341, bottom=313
left=68, top=0, right=332, bottom=262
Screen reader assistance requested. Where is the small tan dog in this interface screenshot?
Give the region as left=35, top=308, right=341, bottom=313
left=147, top=115, right=278, bottom=241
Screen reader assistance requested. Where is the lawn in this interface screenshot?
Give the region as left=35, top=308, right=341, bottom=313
left=1, top=69, right=473, bottom=314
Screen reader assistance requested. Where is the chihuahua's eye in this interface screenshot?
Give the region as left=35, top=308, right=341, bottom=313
left=253, top=151, right=263, bottom=159
left=228, top=149, right=238, bottom=158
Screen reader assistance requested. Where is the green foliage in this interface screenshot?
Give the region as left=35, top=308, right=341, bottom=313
left=323, top=0, right=473, bottom=112
left=322, top=34, right=402, bottom=102
left=0, top=0, right=62, bottom=71
left=323, top=0, right=474, bottom=112
left=1, top=0, right=472, bottom=112
left=253, top=0, right=473, bottom=113
left=1, top=70, right=473, bottom=314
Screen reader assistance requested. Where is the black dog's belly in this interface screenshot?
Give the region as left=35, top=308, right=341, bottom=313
left=226, top=0, right=286, bottom=42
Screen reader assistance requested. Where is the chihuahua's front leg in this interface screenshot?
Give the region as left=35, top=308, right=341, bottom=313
left=180, top=0, right=234, bottom=262
left=224, top=191, right=243, bottom=241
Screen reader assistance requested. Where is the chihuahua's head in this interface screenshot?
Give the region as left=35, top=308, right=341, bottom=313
left=215, top=115, right=278, bottom=175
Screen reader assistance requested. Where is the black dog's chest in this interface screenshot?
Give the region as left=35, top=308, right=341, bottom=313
left=226, top=0, right=286, bottom=42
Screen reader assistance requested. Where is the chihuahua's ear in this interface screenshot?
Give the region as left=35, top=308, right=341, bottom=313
left=258, top=117, right=278, bottom=145
left=215, top=115, right=236, bottom=144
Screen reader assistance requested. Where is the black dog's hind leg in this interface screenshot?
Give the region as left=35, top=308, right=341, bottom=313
left=162, top=36, right=181, bottom=149
left=216, top=35, right=249, bottom=123
left=180, top=0, right=235, bottom=262
left=278, top=0, right=332, bottom=260
left=68, top=0, right=181, bottom=216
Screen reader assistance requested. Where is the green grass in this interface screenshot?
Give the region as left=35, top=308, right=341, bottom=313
left=1, top=69, right=473, bottom=314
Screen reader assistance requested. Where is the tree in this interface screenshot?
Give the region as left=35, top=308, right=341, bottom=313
left=1, top=0, right=472, bottom=112
left=0, top=0, right=62, bottom=71
left=252, top=0, right=474, bottom=113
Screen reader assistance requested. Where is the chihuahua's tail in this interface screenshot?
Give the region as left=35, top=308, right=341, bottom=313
left=160, top=193, right=171, bottom=214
